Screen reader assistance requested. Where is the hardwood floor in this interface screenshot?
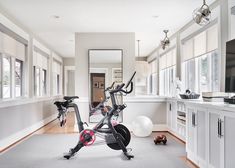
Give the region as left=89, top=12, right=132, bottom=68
left=1, top=111, right=198, bottom=168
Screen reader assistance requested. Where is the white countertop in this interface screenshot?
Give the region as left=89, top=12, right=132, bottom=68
left=166, top=97, right=235, bottom=113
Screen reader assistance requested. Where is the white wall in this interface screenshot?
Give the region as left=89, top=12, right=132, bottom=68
left=74, top=33, right=167, bottom=131
left=74, top=33, right=135, bottom=123
left=0, top=9, right=63, bottom=151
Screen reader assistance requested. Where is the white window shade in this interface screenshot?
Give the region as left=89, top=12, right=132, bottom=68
left=33, top=50, right=48, bottom=70
left=16, top=41, right=25, bottom=61
left=172, top=48, right=177, bottom=65
left=194, top=31, right=206, bottom=57
left=0, top=31, right=3, bottom=52
left=41, top=55, right=48, bottom=70
left=182, top=39, right=194, bottom=61
left=151, top=60, right=157, bottom=73
left=1, top=33, right=25, bottom=61
left=166, top=52, right=172, bottom=67
left=160, top=55, right=167, bottom=70
left=53, top=61, right=61, bottom=74
left=3, top=33, right=16, bottom=57
left=207, top=25, right=218, bottom=52
left=161, top=48, right=176, bottom=69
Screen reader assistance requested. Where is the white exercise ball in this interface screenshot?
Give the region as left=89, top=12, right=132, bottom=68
left=132, top=116, right=153, bottom=137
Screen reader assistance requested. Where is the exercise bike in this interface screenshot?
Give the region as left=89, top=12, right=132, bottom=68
left=54, top=72, right=136, bottom=160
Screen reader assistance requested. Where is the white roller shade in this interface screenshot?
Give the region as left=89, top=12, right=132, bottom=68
left=160, top=54, right=167, bottom=70
left=182, top=39, right=194, bottom=61
left=53, top=61, right=61, bottom=74
left=41, top=55, right=48, bottom=70
left=0, top=31, right=3, bottom=52
left=160, top=48, right=176, bottom=70
left=33, top=50, right=48, bottom=70
left=194, top=31, right=206, bottom=57
left=16, top=41, right=26, bottom=61
left=166, top=52, right=172, bottom=67
left=172, top=48, right=176, bottom=65
left=207, top=25, right=218, bottom=52
left=150, top=59, right=157, bottom=73
left=1, top=33, right=25, bottom=61
left=3, top=33, right=16, bottom=56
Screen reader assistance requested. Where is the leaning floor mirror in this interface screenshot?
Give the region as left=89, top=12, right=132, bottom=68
left=88, top=49, right=123, bottom=123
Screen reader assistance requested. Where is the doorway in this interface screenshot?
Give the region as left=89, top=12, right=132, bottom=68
left=90, top=73, right=105, bottom=107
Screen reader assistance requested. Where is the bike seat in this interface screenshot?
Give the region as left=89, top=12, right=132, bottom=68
left=64, top=96, right=79, bottom=101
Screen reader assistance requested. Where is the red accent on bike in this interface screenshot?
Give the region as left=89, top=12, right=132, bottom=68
left=79, top=129, right=96, bottom=146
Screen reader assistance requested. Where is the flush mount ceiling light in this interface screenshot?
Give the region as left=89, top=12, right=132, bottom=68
left=193, top=0, right=211, bottom=26
left=160, top=30, right=170, bottom=50
left=52, top=15, right=60, bottom=19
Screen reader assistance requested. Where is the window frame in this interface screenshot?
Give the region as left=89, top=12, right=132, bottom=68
left=33, top=66, right=41, bottom=97
left=182, top=49, right=219, bottom=93
left=15, top=59, right=23, bottom=97
left=2, top=55, right=12, bottom=99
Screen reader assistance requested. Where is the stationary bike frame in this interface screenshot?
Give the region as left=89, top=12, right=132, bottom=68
left=58, top=72, right=136, bottom=160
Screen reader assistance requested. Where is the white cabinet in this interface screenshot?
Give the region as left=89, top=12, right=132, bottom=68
left=186, top=105, right=209, bottom=168
left=167, top=101, right=177, bottom=132
left=208, top=110, right=221, bottom=168
left=223, top=111, right=235, bottom=168
left=196, top=107, right=208, bottom=168
left=185, top=104, right=235, bottom=168
left=186, top=106, right=198, bottom=164
left=167, top=100, right=186, bottom=141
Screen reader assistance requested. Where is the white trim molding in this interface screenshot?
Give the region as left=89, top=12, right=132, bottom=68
left=64, top=66, right=75, bottom=96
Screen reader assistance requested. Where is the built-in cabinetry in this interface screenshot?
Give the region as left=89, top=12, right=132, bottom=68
left=167, top=99, right=186, bottom=141
left=167, top=99, right=235, bottom=168
left=185, top=103, right=235, bottom=168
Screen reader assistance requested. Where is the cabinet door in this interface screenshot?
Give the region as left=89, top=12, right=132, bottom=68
left=196, top=108, right=207, bottom=167
left=167, top=102, right=172, bottom=129
left=186, top=106, right=197, bottom=163
left=224, top=112, right=235, bottom=168
left=208, top=112, right=221, bottom=168
left=171, top=101, right=177, bottom=131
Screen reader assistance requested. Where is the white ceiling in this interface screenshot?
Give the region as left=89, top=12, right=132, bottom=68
left=89, top=50, right=122, bottom=64
left=0, top=0, right=215, bottom=58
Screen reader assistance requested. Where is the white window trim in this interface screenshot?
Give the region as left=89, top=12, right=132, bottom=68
left=64, top=66, right=75, bottom=96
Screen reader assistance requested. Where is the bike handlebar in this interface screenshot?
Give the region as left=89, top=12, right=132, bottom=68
left=105, top=82, right=115, bottom=91
left=110, top=72, right=136, bottom=95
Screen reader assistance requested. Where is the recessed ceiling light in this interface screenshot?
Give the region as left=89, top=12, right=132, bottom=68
left=152, top=15, right=159, bottom=18
left=52, top=15, right=60, bottom=19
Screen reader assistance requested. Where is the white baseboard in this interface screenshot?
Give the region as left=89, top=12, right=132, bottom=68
left=0, top=113, right=57, bottom=151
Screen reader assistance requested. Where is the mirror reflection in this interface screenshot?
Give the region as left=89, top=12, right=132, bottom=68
left=88, top=49, right=123, bottom=122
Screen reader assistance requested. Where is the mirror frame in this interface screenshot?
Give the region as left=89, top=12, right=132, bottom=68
left=88, top=49, right=123, bottom=123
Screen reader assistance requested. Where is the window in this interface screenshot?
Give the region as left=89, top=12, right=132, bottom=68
left=34, top=66, right=40, bottom=96
left=159, top=48, right=177, bottom=96
left=42, top=69, right=47, bottom=96
left=57, top=74, right=60, bottom=95
left=182, top=50, right=219, bottom=93
left=33, top=49, right=49, bottom=97
left=0, top=32, right=26, bottom=99
left=15, top=59, right=23, bottom=97
left=160, top=66, right=176, bottom=96
left=2, top=57, right=11, bottom=98
left=181, top=25, right=219, bottom=93
left=52, top=60, right=62, bottom=95
left=149, top=60, right=158, bottom=95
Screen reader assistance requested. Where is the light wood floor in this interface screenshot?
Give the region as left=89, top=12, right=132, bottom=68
left=1, top=112, right=198, bottom=168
